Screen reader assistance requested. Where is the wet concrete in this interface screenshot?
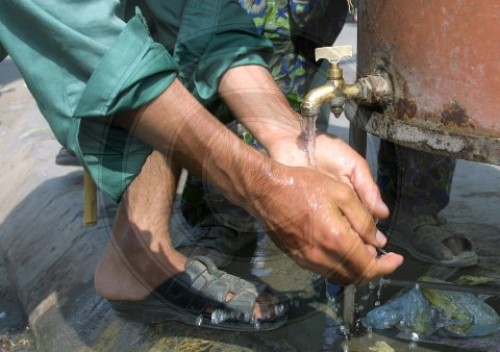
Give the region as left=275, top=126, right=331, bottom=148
left=1, top=23, right=500, bottom=352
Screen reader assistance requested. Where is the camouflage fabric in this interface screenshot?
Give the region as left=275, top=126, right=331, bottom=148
left=239, top=0, right=329, bottom=110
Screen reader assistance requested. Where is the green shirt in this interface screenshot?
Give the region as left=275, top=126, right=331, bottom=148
left=0, top=0, right=272, bottom=202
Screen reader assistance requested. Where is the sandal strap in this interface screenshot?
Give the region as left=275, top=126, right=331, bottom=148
left=405, top=214, right=442, bottom=232
left=157, top=256, right=263, bottom=318
left=396, top=214, right=473, bottom=253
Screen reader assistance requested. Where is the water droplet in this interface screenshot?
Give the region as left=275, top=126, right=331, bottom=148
left=339, top=325, right=350, bottom=341
left=374, top=300, right=381, bottom=307
left=376, top=282, right=383, bottom=299
left=342, top=342, right=350, bottom=352
left=275, top=303, right=285, bottom=317
left=195, top=315, right=203, bottom=326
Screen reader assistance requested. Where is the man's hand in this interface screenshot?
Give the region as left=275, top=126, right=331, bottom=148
left=262, top=131, right=404, bottom=284
left=219, top=65, right=403, bottom=284
left=267, top=130, right=389, bottom=220
left=243, top=159, right=401, bottom=284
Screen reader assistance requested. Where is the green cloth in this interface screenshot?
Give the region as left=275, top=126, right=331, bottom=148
left=0, top=0, right=272, bottom=202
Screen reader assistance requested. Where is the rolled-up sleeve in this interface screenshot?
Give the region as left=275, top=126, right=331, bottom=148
left=72, top=12, right=180, bottom=202
left=149, top=0, right=274, bottom=108
left=0, top=1, right=272, bottom=202
left=73, top=12, right=177, bottom=118
left=0, top=3, right=179, bottom=202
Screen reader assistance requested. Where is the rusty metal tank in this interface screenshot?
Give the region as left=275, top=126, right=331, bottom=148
left=355, top=0, right=500, bottom=164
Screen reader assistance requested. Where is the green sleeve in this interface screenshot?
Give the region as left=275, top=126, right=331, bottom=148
left=148, top=0, right=274, bottom=109
left=73, top=12, right=177, bottom=118
left=0, top=3, right=179, bottom=202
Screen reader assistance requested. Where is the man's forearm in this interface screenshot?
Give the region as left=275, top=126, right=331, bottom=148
left=114, top=78, right=274, bottom=210
left=218, top=65, right=303, bottom=151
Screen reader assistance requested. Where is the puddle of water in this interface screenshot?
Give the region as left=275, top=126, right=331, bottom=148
left=241, top=232, right=500, bottom=352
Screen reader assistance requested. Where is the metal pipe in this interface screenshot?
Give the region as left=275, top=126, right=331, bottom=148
left=300, top=73, right=391, bottom=118
left=300, top=84, right=339, bottom=117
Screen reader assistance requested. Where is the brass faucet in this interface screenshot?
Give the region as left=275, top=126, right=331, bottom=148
left=301, top=46, right=393, bottom=118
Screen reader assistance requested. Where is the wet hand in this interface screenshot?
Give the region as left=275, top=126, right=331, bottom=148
left=249, top=163, right=403, bottom=285
left=267, top=131, right=389, bottom=239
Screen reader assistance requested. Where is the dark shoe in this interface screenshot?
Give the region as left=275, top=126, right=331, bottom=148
left=108, top=256, right=288, bottom=331
left=55, top=147, right=80, bottom=166
left=387, top=214, right=478, bottom=268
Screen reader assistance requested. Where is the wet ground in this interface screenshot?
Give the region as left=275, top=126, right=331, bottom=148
left=1, top=21, right=500, bottom=352
left=0, top=252, right=35, bottom=351
left=222, top=220, right=500, bottom=351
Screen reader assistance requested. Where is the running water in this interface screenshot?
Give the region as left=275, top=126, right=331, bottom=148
left=300, top=114, right=318, bottom=168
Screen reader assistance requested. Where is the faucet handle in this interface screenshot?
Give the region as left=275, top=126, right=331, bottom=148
left=315, top=45, right=353, bottom=64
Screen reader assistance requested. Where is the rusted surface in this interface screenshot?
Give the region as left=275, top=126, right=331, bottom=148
left=440, top=101, right=474, bottom=129
left=348, top=105, right=500, bottom=164
left=357, top=0, right=500, bottom=162
left=394, top=98, right=417, bottom=120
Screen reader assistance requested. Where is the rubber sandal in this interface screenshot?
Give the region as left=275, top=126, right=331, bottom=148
left=388, top=214, right=478, bottom=268
left=108, top=256, right=288, bottom=331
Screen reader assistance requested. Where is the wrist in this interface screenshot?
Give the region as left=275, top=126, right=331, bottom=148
left=254, top=113, right=302, bottom=148
left=237, top=157, right=288, bottom=221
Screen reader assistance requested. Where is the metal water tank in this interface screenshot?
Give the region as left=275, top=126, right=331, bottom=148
left=355, top=0, right=500, bottom=164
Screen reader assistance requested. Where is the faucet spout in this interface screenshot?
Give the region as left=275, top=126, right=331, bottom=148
left=301, top=81, right=363, bottom=118
left=301, top=84, right=339, bottom=117
left=300, top=45, right=393, bottom=120
left=300, top=73, right=392, bottom=119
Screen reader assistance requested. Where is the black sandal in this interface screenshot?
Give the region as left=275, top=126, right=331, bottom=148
left=108, top=256, right=288, bottom=331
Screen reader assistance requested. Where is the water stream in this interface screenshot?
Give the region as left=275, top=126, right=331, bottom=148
left=300, top=114, right=318, bottom=168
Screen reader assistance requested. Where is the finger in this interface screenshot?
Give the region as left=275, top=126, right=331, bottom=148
left=330, top=230, right=378, bottom=283
left=300, top=223, right=369, bottom=285
left=365, top=243, right=378, bottom=258
left=295, top=246, right=353, bottom=284
left=357, top=252, right=404, bottom=285
left=332, top=184, right=381, bottom=247
left=349, top=159, right=390, bottom=220
left=331, top=227, right=400, bottom=283
left=314, top=222, right=402, bottom=285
